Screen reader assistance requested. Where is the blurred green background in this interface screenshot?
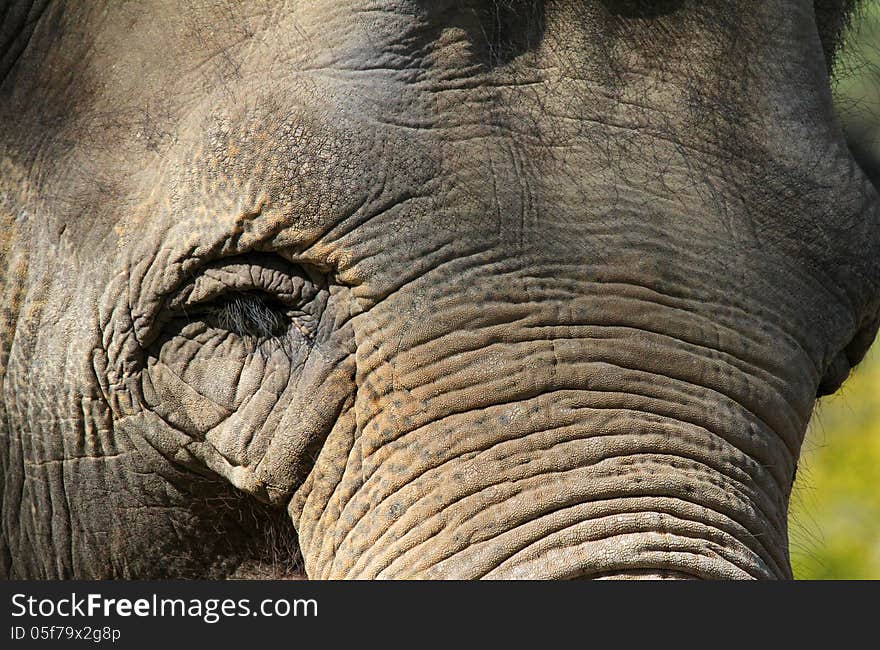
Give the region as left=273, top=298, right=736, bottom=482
left=788, top=1, right=880, bottom=580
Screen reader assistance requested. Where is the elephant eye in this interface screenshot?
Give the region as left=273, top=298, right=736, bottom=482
left=152, top=253, right=328, bottom=354
left=199, top=291, right=291, bottom=341
left=138, top=254, right=330, bottom=439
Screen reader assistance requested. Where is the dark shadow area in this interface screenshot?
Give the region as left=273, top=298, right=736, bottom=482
left=177, top=475, right=304, bottom=580
left=414, top=0, right=548, bottom=67
left=0, top=0, right=51, bottom=85
left=599, top=0, right=686, bottom=19
left=814, top=0, right=860, bottom=70
left=846, top=124, right=880, bottom=188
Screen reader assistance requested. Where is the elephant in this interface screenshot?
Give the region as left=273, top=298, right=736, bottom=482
left=0, top=0, right=878, bottom=580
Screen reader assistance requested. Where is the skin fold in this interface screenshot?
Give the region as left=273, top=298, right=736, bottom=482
left=0, top=0, right=878, bottom=579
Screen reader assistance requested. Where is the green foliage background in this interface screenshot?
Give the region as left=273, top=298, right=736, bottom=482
left=788, top=1, right=880, bottom=580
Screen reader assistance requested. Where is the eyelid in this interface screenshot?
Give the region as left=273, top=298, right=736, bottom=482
left=166, top=257, right=319, bottom=313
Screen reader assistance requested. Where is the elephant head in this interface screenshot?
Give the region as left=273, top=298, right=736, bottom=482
left=1, top=0, right=878, bottom=579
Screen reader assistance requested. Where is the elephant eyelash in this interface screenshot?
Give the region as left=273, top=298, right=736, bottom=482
left=182, top=289, right=318, bottom=361
left=203, top=291, right=291, bottom=341
left=187, top=288, right=310, bottom=332
left=146, top=254, right=327, bottom=361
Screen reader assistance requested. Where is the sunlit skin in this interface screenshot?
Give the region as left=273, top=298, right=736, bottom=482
left=0, top=1, right=877, bottom=579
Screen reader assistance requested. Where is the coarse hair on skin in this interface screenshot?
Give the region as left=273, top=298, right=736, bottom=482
left=814, top=0, right=863, bottom=68
left=211, top=292, right=289, bottom=341
left=203, top=291, right=311, bottom=362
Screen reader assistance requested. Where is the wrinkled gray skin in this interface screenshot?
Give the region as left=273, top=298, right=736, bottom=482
left=1, top=0, right=878, bottom=580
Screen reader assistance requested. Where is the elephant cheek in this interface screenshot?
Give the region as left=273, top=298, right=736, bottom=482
left=288, top=309, right=810, bottom=580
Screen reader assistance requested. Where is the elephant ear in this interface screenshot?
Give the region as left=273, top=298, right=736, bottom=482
left=0, top=0, right=51, bottom=85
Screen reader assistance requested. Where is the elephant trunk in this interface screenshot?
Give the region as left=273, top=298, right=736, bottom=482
left=289, top=264, right=815, bottom=579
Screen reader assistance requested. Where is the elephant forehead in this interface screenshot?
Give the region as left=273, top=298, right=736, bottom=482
left=5, top=1, right=873, bottom=336
left=4, top=0, right=844, bottom=235
left=6, top=1, right=791, bottom=144
left=2, top=0, right=849, bottom=139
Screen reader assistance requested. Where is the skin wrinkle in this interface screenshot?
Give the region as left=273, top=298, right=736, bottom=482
left=301, top=407, right=360, bottom=576
left=360, top=402, right=789, bottom=522
left=407, top=344, right=804, bottom=457
left=337, top=425, right=790, bottom=576
left=359, top=440, right=789, bottom=578
left=1, top=1, right=878, bottom=579
left=354, top=306, right=808, bottom=468
left=423, top=497, right=782, bottom=579
left=372, top=492, right=782, bottom=577
left=356, top=354, right=793, bottom=480
left=340, top=199, right=844, bottom=374
left=485, top=522, right=769, bottom=580
left=136, top=270, right=352, bottom=502
left=392, top=315, right=801, bottom=419
left=495, top=542, right=756, bottom=580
